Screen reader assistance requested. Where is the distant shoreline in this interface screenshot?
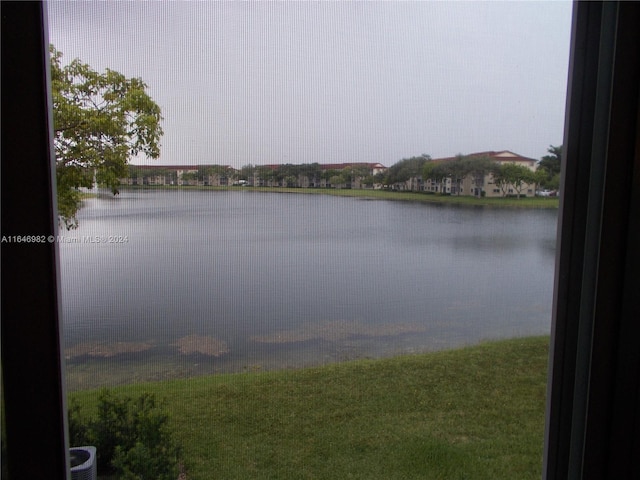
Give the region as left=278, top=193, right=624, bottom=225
left=115, top=185, right=560, bottom=209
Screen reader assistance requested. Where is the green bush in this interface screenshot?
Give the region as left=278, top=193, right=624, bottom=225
left=113, top=441, right=180, bottom=480
left=68, top=399, right=90, bottom=446
left=69, top=389, right=181, bottom=479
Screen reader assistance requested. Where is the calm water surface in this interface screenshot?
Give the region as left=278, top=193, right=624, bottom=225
left=60, top=189, right=557, bottom=388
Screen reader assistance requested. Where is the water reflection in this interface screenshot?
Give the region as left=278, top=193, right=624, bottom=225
left=60, top=190, right=557, bottom=389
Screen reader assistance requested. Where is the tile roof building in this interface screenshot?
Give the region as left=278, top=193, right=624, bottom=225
left=423, top=151, right=538, bottom=197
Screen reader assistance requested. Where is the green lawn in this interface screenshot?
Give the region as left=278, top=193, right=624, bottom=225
left=121, top=185, right=559, bottom=209
left=248, top=187, right=559, bottom=208
left=70, top=336, right=550, bottom=479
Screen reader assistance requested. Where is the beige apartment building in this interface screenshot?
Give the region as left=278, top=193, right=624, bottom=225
left=425, top=150, right=538, bottom=198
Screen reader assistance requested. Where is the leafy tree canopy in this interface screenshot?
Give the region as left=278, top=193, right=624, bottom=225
left=385, top=155, right=431, bottom=184
left=492, top=163, right=537, bottom=197
left=51, top=46, right=163, bottom=228
left=539, top=145, right=562, bottom=175
left=537, top=145, right=562, bottom=189
left=423, top=155, right=496, bottom=183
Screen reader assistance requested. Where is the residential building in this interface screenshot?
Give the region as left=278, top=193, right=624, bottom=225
left=120, top=165, right=235, bottom=186
left=425, top=150, right=538, bottom=197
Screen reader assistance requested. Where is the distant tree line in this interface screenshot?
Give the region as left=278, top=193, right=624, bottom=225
left=125, top=145, right=561, bottom=195
left=240, top=163, right=378, bottom=188
left=126, top=162, right=380, bottom=188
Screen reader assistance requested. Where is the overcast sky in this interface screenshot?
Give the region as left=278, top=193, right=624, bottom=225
left=47, top=1, right=572, bottom=168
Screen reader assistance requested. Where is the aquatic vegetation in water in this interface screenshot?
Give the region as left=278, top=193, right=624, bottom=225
left=250, top=320, right=427, bottom=344
left=170, top=334, right=230, bottom=356
left=65, top=341, right=153, bottom=360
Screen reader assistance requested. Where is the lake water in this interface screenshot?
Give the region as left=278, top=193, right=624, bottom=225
left=60, top=189, right=557, bottom=389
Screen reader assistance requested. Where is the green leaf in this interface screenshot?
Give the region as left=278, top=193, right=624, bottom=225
left=50, top=45, right=163, bottom=228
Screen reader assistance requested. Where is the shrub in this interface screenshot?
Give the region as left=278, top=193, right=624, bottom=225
left=67, top=399, right=90, bottom=446
left=113, top=441, right=180, bottom=480
left=69, top=389, right=181, bottom=479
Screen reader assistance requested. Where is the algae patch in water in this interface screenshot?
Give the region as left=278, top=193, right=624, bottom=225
left=250, top=320, right=427, bottom=344
left=170, top=335, right=230, bottom=356
left=65, top=341, right=153, bottom=359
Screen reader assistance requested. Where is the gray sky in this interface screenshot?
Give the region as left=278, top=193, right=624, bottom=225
left=47, top=1, right=572, bottom=168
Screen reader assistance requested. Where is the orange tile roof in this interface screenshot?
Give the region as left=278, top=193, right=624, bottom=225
left=430, top=151, right=536, bottom=164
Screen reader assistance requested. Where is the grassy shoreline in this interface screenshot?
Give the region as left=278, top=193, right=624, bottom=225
left=70, top=336, right=550, bottom=479
left=117, top=185, right=560, bottom=209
